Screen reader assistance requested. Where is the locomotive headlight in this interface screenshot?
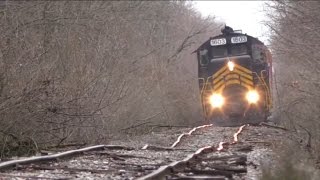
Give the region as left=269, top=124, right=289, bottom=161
left=209, top=93, right=224, bottom=108
left=246, top=90, right=259, bottom=104
left=227, top=61, right=235, bottom=71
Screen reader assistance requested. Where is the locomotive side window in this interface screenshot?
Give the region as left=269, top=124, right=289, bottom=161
left=211, top=46, right=228, bottom=58
left=231, top=44, right=247, bottom=56
left=199, top=49, right=209, bottom=66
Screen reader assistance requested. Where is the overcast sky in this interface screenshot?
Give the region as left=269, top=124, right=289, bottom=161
left=193, top=1, right=270, bottom=44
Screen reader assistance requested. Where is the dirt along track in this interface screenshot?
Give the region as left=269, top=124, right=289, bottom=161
left=0, top=122, right=288, bottom=179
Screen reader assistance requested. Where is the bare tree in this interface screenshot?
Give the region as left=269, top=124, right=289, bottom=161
left=0, top=1, right=219, bottom=157
left=265, top=0, right=320, bottom=162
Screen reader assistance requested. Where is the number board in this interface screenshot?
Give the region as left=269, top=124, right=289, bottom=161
left=210, top=38, right=227, bottom=46
left=231, top=36, right=247, bottom=44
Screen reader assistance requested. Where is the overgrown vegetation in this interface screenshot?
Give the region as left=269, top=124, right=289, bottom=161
left=262, top=162, right=312, bottom=180
left=262, top=0, right=320, bottom=179
left=0, top=1, right=220, bottom=157
left=261, top=140, right=316, bottom=180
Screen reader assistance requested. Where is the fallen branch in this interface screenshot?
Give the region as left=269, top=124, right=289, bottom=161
left=227, top=156, right=247, bottom=166
left=233, top=145, right=253, bottom=152
left=120, top=122, right=151, bottom=131
left=297, top=124, right=312, bottom=150
left=200, top=154, right=247, bottom=161
left=30, top=165, right=115, bottom=174
left=187, top=169, right=234, bottom=178
left=96, top=152, right=153, bottom=159
left=172, top=175, right=227, bottom=180
left=209, top=165, right=247, bottom=173
left=46, top=143, right=87, bottom=149
left=114, top=162, right=163, bottom=169
left=121, top=112, right=163, bottom=131
left=246, top=141, right=273, bottom=145
left=260, top=122, right=288, bottom=131
left=147, top=125, right=190, bottom=128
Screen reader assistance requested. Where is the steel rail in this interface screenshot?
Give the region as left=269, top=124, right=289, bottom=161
left=139, top=124, right=247, bottom=180
left=0, top=145, right=134, bottom=170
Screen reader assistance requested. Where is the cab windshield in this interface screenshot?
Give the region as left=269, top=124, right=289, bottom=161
left=211, top=46, right=227, bottom=58
left=231, top=44, right=248, bottom=56
left=211, top=44, right=248, bottom=59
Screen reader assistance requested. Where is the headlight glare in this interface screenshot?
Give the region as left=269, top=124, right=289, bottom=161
left=209, top=93, right=224, bottom=108
left=246, top=90, right=259, bottom=104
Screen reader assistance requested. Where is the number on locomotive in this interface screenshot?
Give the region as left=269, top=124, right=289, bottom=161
left=210, top=38, right=227, bottom=46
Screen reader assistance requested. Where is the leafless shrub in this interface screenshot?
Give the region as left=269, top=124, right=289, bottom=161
left=0, top=1, right=219, bottom=156
left=265, top=0, right=320, bottom=169
left=261, top=140, right=317, bottom=180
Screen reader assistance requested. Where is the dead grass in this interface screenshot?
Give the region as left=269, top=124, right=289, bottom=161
left=261, top=141, right=317, bottom=180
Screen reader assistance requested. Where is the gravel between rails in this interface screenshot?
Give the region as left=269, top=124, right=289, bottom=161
left=0, top=124, right=288, bottom=180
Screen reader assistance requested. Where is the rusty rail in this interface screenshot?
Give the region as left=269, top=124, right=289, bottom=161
left=137, top=146, right=214, bottom=180
left=0, top=145, right=134, bottom=170
left=138, top=124, right=248, bottom=180
left=171, top=124, right=213, bottom=148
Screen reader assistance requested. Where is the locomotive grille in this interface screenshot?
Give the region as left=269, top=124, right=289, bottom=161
left=212, top=63, right=253, bottom=93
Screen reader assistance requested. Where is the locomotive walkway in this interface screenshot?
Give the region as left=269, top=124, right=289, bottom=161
left=0, top=123, right=289, bottom=179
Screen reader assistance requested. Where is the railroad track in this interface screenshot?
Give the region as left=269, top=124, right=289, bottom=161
left=0, top=123, right=287, bottom=179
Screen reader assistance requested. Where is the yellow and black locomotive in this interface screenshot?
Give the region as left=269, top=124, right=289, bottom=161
left=195, top=26, right=273, bottom=126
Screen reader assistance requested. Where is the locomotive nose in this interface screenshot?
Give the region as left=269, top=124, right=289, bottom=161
left=225, top=102, right=246, bottom=117
left=222, top=85, right=247, bottom=117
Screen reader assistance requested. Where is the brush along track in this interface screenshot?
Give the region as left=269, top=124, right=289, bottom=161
left=0, top=124, right=287, bottom=179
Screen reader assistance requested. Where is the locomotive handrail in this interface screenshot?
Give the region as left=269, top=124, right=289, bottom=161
left=200, top=76, right=214, bottom=96
left=199, top=76, right=214, bottom=119
left=260, top=70, right=273, bottom=109
left=198, top=78, right=205, bottom=95
left=259, top=72, right=272, bottom=108
left=199, top=78, right=207, bottom=118
left=252, top=72, right=272, bottom=109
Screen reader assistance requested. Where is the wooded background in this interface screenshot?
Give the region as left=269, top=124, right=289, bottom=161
left=2, top=1, right=319, bottom=170
left=265, top=0, right=320, bottom=173
left=0, top=1, right=220, bottom=157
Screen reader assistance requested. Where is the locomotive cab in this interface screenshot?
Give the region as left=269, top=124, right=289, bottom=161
left=196, top=26, right=272, bottom=126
